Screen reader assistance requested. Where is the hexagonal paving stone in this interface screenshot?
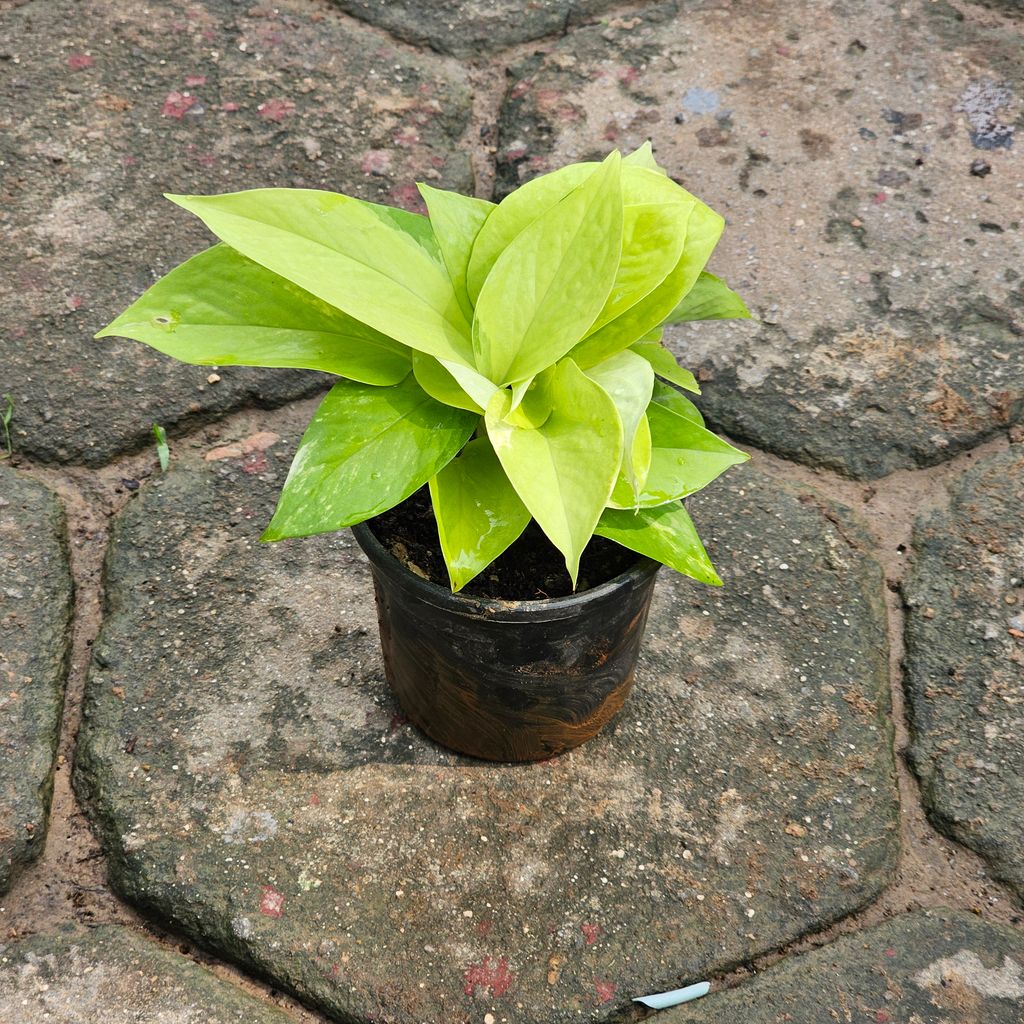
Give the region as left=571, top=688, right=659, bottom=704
left=74, top=403, right=898, bottom=1023
left=329, top=0, right=622, bottom=58
left=664, top=910, right=1024, bottom=1023
left=0, top=924, right=294, bottom=1023
left=0, top=0, right=472, bottom=466
left=0, top=466, right=73, bottom=894
left=904, top=448, right=1024, bottom=901
left=497, top=0, right=1024, bottom=479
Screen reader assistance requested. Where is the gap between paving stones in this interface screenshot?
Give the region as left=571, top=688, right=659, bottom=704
left=1, top=395, right=1019, bottom=1024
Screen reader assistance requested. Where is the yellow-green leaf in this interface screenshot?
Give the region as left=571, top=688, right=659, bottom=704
left=418, top=184, right=495, bottom=322
left=473, top=152, right=624, bottom=384
left=97, top=244, right=411, bottom=385
left=596, top=502, right=721, bottom=586
left=665, top=270, right=752, bottom=322
left=429, top=437, right=531, bottom=591
left=485, top=359, right=622, bottom=585
left=262, top=376, right=476, bottom=540
left=166, top=189, right=474, bottom=368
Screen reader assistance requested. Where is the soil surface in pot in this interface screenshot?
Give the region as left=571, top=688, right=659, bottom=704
left=369, top=487, right=637, bottom=600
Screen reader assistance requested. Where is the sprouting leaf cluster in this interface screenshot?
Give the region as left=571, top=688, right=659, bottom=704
left=99, top=145, right=751, bottom=591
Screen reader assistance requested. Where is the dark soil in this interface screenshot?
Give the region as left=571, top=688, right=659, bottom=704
left=368, top=487, right=638, bottom=600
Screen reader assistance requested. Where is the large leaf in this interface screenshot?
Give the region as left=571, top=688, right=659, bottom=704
left=630, top=340, right=700, bottom=394
left=649, top=379, right=704, bottom=425
left=262, top=376, right=477, bottom=540
left=97, top=244, right=411, bottom=385
left=166, top=189, right=475, bottom=368
left=467, top=157, right=682, bottom=304
left=485, top=359, right=622, bottom=586
left=473, top=152, right=624, bottom=384
left=665, top=270, right=751, bottom=323
left=366, top=203, right=441, bottom=261
left=412, top=352, right=482, bottom=412
left=466, top=163, right=592, bottom=303
left=584, top=349, right=654, bottom=496
left=571, top=191, right=724, bottom=367
left=610, top=382, right=747, bottom=507
left=418, top=184, right=495, bottom=322
left=428, top=437, right=531, bottom=591
left=586, top=197, right=693, bottom=336
left=596, top=502, right=721, bottom=586
left=622, top=141, right=668, bottom=175
left=586, top=169, right=694, bottom=336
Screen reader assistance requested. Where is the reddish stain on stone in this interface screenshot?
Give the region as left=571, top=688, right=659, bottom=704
left=259, top=885, right=285, bottom=918
left=581, top=922, right=602, bottom=945
left=393, top=130, right=420, bottom=148
left=389, top=713, right=410, bottom=732
left=504, top=147, right=527, bottom=162
left=884, top=947, right=897, bottom=958
left=258, top=98, right=296, bottom=122
left=66, top=295, right=84, bottom=311
left=67, top=54, right=94, bottom=70
left=309, top=792, right=321, bottom=807
left=594, top=979, right=616, bottom=1004
left=241, top=452, right=268, bottom=475
left=463, top=956, right=513, bottom=998
left=184, top=74, right=207, bottom=87
left=221, top=102, right=240, bottom=112
left=475, top=919, right=492, bottom=937
left=872, top=192, right=888, bottom=204
left=874, top=1012, right=891, bottom=1023
left=361, top=149, right=392, bottom=176
left=617, top=65, right=639, bottom=86
left=162, top=91, right=196, bottom=119
left=534, top=88, right=565, bottom=113
left=509, top=79, right=532, bottom=100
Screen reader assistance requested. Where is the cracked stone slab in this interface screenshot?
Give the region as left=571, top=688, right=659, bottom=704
left=74, top=404, right=897, bottom=1023
left=663, top=910, right=1024, bottom=1023
left=497, top=0, right=1024, bottom=479
left=904, top=448, right=1024, bottom=901
left=329, top=0, right=624, bottom=58
left=0, top=924, right=293, bottom=1023
left=0, top=0, right=472, bottom=467
left=0, top=466, right=73, bottom=894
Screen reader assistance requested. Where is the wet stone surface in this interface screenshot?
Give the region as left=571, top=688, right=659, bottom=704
left=904, top=448, right=1024, bottom=902
left=0, top=0, right=472, bottom=467
left=497, top=0, right=1024, bottom=479
left=75, top=406, right=898, bottom=1023
left=329, top=0, right=622, bottom=58
left=0, top=466, right=73, bottom=895
left=665, top=910, right=1024, bottom=1023
left=0, top=923, right=294, bottom=1023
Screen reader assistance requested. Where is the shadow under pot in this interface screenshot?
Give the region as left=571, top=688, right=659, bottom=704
left=351, top=519, right=660, bottom=763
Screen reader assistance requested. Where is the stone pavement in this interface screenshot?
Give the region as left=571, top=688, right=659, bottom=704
left=0, top=923, right=294, bottom=1023
left=0, top=0, right=1022, bottom=1021
left=0, top=467, right=73, bottom=895
left=904, top=449, right=1024, bottom=901
left=665, top=910, right=1024, bottom=1024
left=72, top=421, right=898, bottom=1021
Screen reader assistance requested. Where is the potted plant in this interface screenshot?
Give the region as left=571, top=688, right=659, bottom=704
left=98, top=144, right=750, bottom=761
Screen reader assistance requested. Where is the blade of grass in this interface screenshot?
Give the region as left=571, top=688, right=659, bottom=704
left=152, top=423, right=170, bottom=472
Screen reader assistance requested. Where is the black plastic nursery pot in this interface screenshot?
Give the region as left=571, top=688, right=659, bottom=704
left=352, top=518, right=661, bottom=763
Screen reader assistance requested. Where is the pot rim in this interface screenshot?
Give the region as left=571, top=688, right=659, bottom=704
left=350, top=519, right=660, bottom=623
